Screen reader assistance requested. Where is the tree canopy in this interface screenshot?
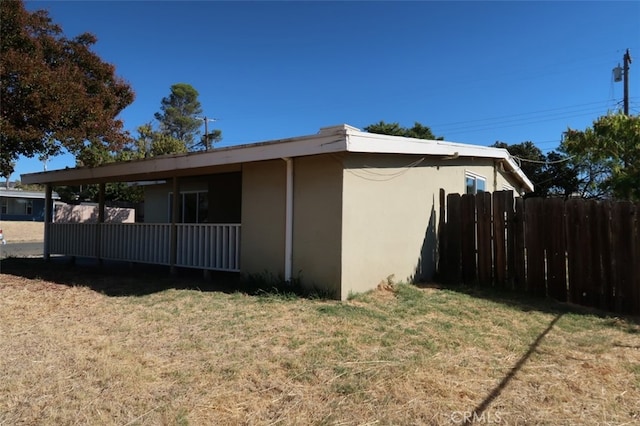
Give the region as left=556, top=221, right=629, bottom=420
left=491, top=141, right=579, bottom=198
left=364, top=121, right=443, bottom=140
left=0, top=0, right=134, bottom=177
left=561, top=112, right=640, bottom=201
left=154, top=83, right=203, bottom=150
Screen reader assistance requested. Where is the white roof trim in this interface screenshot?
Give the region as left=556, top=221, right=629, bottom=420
left=21, top=124, right=533, bottom=192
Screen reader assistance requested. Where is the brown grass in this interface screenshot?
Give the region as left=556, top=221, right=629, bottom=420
left=0, top=221, right=44, bottom=242
left=0, top=265, right=638, bottom=425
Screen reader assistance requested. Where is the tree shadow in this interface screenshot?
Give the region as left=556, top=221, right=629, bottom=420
left=462, top=312, right=564, bottom=425
left=54, top=204, right=134, bottom=223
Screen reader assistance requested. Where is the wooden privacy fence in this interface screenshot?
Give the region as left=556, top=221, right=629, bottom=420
left=437, top=190, right=640, bottom=315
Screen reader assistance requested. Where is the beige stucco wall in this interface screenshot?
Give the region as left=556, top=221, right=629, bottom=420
left=291, top=155, right=343, bottom=297
left=240, top=160, right=286, bottom=278
left=339, top=153, right=520, bottom=299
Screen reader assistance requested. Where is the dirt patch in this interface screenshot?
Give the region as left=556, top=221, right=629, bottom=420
left=0, top=221, right=44, bottom=242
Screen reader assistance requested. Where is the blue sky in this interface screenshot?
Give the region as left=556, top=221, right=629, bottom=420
left=15, top=1, right=640, bottom=179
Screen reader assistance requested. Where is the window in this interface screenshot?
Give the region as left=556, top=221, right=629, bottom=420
left=25, top=200, right=33, bottom=215
left=465, top=172, right=486, bottom=194
left=168, top=191, right=208, bottom=223
left=1, top=199, right=7, bottom=215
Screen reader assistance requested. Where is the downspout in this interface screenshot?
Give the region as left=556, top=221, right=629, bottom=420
left=283, top=157, right=293, bottom=282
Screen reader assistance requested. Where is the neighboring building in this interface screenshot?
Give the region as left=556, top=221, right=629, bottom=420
left=54, top=203, right=135, bottom=224
left=0, top=188, right=60, bottom=221
left=21, top=124, right=533, bottom=299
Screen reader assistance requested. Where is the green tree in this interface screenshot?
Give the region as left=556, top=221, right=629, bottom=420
left=154, top=83, right=203, bottom=150
left=491, top=141, right=579, bottom=198
left=136, top=123, right=187, bottom=157
left=0, top=0, right=134, bottom=177
left=364, top=121, right=443, bottom=140
left=562, top=112, right=640, bottom=201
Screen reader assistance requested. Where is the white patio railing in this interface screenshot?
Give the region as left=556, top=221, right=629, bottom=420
left=47, top=223, right=240, bottom=272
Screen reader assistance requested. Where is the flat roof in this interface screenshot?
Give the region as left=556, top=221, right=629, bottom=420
left=0, top=189, right=60, bottom=199
left=21, top=124, right=534, bottom=192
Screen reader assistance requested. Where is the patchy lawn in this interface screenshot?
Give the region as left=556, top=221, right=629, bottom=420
left=1, top=259, right=638, bottom=425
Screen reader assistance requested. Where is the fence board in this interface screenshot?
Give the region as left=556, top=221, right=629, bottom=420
left=615, top=202, right=636, bottom=314
left=581, top=201, right=597, bottom=307
left=438, top=192, right=639, bottom=315
left=545, top=198, right=566, bottom=302
left=505, top=191, right=516, bottom=290
left=461, top=194, right=477, bottom=285
left=476, top=192, right=492, bottom=286
left=634, top=203, right=640, bottom=315
left=597, top=202, right=614, bottom=311
left=513, top=197, right=526, bottom=292
left=445, top=193, right=462, bottom=284
left=565, top=199, right=582, bottom=304
left=525, top=198, right=546, bottom=297
left=493, top=191, right=508, bottom=289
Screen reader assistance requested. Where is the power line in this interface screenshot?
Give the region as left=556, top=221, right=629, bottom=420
left=429, top=100, right=611, bottom=129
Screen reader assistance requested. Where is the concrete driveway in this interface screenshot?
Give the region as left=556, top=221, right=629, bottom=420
left=0, top=242, right=44, bottom=259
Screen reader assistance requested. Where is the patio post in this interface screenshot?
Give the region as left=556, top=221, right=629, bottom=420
left=43, top=184, right=53, bottom=261
left=170, top=176, right=179, bottom=275
left=96, top=183, right=105, bottom=265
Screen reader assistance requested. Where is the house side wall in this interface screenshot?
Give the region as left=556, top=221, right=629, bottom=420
left=0, top=197, right=46, bottom=221
left=292, top=155, right=343, bottom=298
left=340, top=153, right=515, bottom=299
left=240, top=160, right=286, bottom=278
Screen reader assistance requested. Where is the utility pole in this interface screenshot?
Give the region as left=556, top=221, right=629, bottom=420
left=623, top=49, right=632, bottom=116
left=195, top=116, right=218, bottom=151
left=613, top=49, right=632, bottom=115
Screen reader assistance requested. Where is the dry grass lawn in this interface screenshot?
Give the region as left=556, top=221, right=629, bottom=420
left=1, top=259, right=638, bottom=425
left=0, top=221, right=44, bottom=242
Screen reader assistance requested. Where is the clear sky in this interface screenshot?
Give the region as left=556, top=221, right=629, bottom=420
left=15, top=0, right=640, bottom=179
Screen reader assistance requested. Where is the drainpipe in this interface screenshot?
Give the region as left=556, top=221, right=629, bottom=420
left=283, top=157, right=293, bottom=282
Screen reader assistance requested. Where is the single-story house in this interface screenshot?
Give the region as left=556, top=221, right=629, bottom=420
left=0, top=188, right=60, bottom=221
left=21, top=124, right=533, bottom=299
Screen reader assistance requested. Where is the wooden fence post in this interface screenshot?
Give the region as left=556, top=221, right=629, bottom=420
left=476, top=192, right=492, bottom=287
left=525, top=197, right=546, bottom=297
left=492, top=191, right=508, bottom=290
left=545, top=198, right=566, bottom=302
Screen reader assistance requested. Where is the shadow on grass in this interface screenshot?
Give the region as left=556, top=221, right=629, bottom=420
left=0, top=256, right=238, bottom=296
left=462, top=312, right=564, bottom=425
left=418, top=281, right=640, bottom=327
left=0, top=256, right=333, bottom=299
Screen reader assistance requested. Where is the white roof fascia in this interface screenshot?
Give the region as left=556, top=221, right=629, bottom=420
left=20, top=123, right=533, bottom=193
left=21, top=129, right=349, bottom=185
left=0, top=191, right=60, bottom=199
left=345, top=129, right=534, bottom=192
